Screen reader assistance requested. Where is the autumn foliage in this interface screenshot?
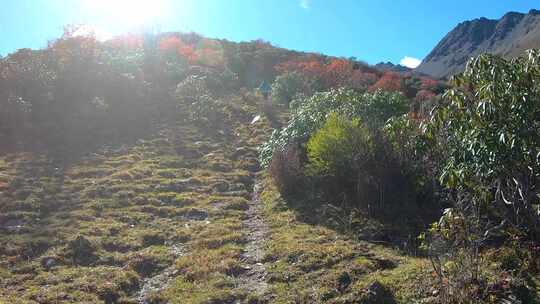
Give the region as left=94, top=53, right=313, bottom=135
left=0, top=27, right=442, bottom=153
left=159, top=36, right=198, bottom=62
left=368, top=71, right=404, bottom=93
left=275, top=58, right=379, bottom=90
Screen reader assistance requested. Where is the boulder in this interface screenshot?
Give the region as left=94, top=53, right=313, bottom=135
left=40, top=256, right=58, bottom=270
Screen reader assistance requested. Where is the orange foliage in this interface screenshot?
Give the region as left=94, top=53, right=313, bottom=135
left=276, top=59, right=325, bottom=77
left=180, top=45, right=198, bottom=62
left=325, top=59, right=354, bottom=87
left=109, top=34, right=144, bottom=50
left=276, top=58, right=377, bottom=89
left=195, top=39, right=225, bottom=67
left=159, top=36, right=198, bottom=63
left=349, top=70, right=378, bottom=89
left=369, top=71, right=403, bottom=93
left=159, top=36, right=183, bottom=52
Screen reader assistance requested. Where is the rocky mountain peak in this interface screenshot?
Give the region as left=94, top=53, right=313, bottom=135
left=416, top=9, right=540, bottom=78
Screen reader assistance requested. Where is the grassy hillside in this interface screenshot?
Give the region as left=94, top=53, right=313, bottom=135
left=0, top=90, right=428, bottom=303
left=1, top=29, right=539, bottom=304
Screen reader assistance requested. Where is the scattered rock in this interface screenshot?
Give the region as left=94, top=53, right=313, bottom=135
left=251, top=115, right=261, bottom=124
left=40, top=256, right=58, bottom=270
left=237, top=181, right=269, bottom=296
left=212, top=180, right=230, bottom=192
left=138, top=244, right=187, bottom=304
left=182, top=208, right=209, bottom=221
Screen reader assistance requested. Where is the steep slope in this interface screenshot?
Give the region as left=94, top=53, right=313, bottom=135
left=0, top=93, right=274, bottom=303
left=0, top=30, right=444, bottom=303
left=416, top=9, right=540, bottom=78
left=0, top=92, right=429, bottom=303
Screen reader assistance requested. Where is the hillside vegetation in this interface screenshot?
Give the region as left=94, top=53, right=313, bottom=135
left=0, top=27, right=539, bottom=304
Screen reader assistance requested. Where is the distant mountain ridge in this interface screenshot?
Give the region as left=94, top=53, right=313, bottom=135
left=373, top=62, right=411, bottom=73
left=416, top=9, right=540, bottom=78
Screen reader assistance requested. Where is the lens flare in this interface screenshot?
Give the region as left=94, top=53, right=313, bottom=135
left=83, top=0, right=169, bottom=30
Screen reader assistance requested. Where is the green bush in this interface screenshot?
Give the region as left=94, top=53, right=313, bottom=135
left=422, top=49, right=540, bottom=304
left=175, top=75, right=227, bottom=128
left=259, top=88, right=408, bottom=167
left=306, top=113, right=373, bottom=179
left=427, top=50, right=540, bottom=232
left=271, top=71, right=307, bottom=106
left=175, top=75, right=212, bottom=106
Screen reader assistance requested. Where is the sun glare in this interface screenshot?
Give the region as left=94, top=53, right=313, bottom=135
left=83, top=0, right=169, bottom=33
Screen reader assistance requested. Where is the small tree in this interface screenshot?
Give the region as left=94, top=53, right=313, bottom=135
left=428, top=50, right=540, bottom=233
left=423, top=50, right=540, bottom=303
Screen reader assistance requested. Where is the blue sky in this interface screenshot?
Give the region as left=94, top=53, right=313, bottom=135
left=0, top=0, right=538, bottom=66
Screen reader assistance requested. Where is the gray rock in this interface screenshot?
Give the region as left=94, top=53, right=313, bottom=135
left=213, top=180, right=229, bottom=192
left=41, top=256, right=58, bottom=270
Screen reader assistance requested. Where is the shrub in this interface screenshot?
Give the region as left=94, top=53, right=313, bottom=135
left=306, top=113, right=420, bottom=214
left=422, top=49, right=540, bottom=303
left=383, top=115, right=439, bottom=203
left=0, top=35, right=153, bottom=153
left=259, top=88, right=408, bottom=167
left=306, top=113, right=373, bottom=180
left=175, top=75, right=227, bottom=128
left=268, top=143, right=304, bottom=196
left=66, top=235, right=97, bottom=266
left=427, top=50, right=540, bottom=235
left=175, top=75, right=212, bottom=106
left=271, top=71, right=307, bottom=106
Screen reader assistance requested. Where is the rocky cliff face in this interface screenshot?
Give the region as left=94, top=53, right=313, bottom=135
left=416, top=9, right=540, bottom=78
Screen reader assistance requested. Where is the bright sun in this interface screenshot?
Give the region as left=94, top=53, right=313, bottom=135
left=83, top=0, right=169, bottom=32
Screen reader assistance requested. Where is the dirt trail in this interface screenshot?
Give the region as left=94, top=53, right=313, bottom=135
left=138, top=244, right=187, bottom=304
left=237, top=180, right=269, bottom=297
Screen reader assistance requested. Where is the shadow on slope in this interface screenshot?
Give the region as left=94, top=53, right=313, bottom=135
left=278, top=176, right=443, bottom=255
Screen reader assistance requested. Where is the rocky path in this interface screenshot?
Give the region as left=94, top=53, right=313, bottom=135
left=237, top=180, right=269, bottom=297
left=138, top=244, right=188, bottom=304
